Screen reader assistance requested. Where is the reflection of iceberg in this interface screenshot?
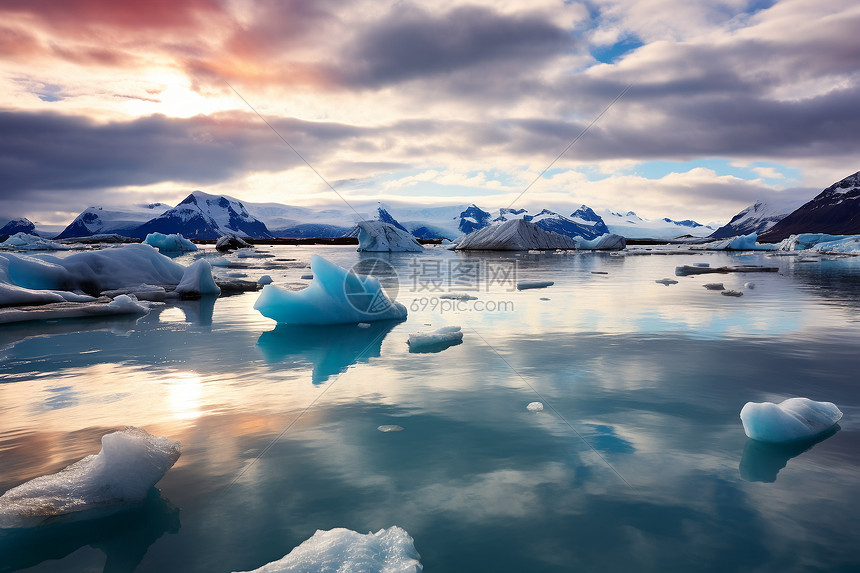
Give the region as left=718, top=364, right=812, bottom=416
left=739, top=427, right=839, bottom=483
left=0, top=488, right=180, bottom=573
left=257, top=321, right=398, bottom=384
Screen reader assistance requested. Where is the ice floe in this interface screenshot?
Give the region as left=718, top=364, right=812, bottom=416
left=377, top=425, right=404, bottom=432
left=0, top=295, right=150, bottom=324
left=174, top=259, right=221, bottom=297
left=142, top=232, right=197, bottom=253
left=233, top=526, right=422, bottom=573
left=0, top=427, right=180, bottom=528
left=517, top=280, right=554, bottom=290
left=357, top=221, right=424, bottom=252
left=407, top=326, right=463, bottom=353
left=0, top=233, right=69, bottom=251
left=721, top=290, right=744, bottom=297
left=703, top=232, right=777, bottom=251
left=438, top=293, right=478, bottom=301
left=740, top=397, right=843, bottom=443
left=254, top=255, right=407, bottom=325
left=574, top=233, right=626, bottom=250
left=703, top=283, right=724, bottom=290
left=526, top=402, right=544, bottom=412
left=655, top=278, right=678, bottom=286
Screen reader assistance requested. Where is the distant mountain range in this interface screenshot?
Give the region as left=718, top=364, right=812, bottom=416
left=708, top=200, right=805, bottom=239
left=759, top=171, right=860, bottom=241
left=36, top=193, right=721, bottom=242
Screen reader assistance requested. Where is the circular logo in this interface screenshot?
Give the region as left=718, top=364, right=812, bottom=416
left=344, top=258, right=400, bottom=315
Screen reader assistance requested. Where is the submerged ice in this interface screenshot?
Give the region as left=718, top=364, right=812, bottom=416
left=0, top=427, right=180, bottom=528
left=740, top=397, right=843, bottom=443
left=233, top=526, right=422, bottom=573
left=254, top=255, right=407, bottom=325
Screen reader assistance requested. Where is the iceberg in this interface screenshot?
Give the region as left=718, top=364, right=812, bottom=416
left=776, top=233, right=852, bottom=251
left=0, top=427, right=180, bottom=528
left=142, top=232, right=197, bottom=253
left=0, top=232, right=69, bottom=251
left=456, top=219, right=578, bottom=250
left=574, top=233, right=626, bottom=250
left=174, top=259, right=221, bottom=297
left=705, top=232, right=777, bottom=251
left=254, top=255, right=407, bottom=325
left=0, top=295, right=149, bottom=324
left=216, top=233, right=251, bottom=252
left=357, top=221, right=424, bottom=252
left=407, top=326, right=463, bottom=353
left=740, top=397, right=843, bottom=443
left=233, top=526, right=422, bottom=573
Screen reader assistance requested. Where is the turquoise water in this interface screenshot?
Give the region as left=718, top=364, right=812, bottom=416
left=1, top=246, right=859, bottom=572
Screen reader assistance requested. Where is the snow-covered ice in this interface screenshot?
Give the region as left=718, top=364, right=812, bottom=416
left=233, top=526, right=422, bottom=573
left=456, top=219, right=578, bottom=250
left=527, top=402, right=544, bottom=412
left=0, top=233, right=69, bottom=251
left=357, top=221, right=424, bottom=252
left=175, top=259, right=220, bottom=297
left=0, top=427, right=180, bottom=528
left=744, top=282, right=755, bottom=289
left=517, top=280, right=554, bottom=290
left=655, top=278, right=678, bottom=286
left=142, top=232, right=197, bottom=253
left=254, top=255, right=407, bottom=325
left=0, top=295, right=149, bottom=324
left=377, top=425, right=404, bottom=432
left=740, top=398, right=842, bottom=443
left=703, top=283, right=725, bottom=290
left=407, top=326, right=463, bottom=353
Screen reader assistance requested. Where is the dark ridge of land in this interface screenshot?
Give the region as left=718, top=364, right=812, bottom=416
left=194, top=237, right=444, bottom=246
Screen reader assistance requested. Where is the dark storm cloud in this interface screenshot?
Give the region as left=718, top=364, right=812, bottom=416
left=340, top=5, right=576, bottom=88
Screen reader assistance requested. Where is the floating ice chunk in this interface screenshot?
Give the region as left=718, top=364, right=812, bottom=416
left=300, top=274, right=314, bottom=280
left=0, top=282, right=66, bottom=306
left=407, top=326, right=463, bottom=353
left=655, top=278, right=678, bottom=286
left=236, top=249, right=273, bottom=259
left=234, top=526, right=422, bottom=573
left=574, top=234, right=626, bottom=250
left=456, top=219, right=578, bottom=251
left=174, top=259, right=220, bottom=297
left=705, top=232, right=777, bottom=251
left=744, top=282, right=755, bottom=289
left=539, top=297, right=550, bottom=301
left=438, top=293, right=477, bottom=300
left=703, top=283, right=724, bottom=290
left=101, top=284, right=167, bottom=302
left=0, top=232, right=69, bottom=251
left=216, top=233, right=250, bottom=252
left=258, top=275, right=273, bottom=285
left=357, top=322, right=371, bottom=328
left=142, top=232, right=197, bottom=253
left=254, top=255, right=407, bottom=325
left=357, top=221, right=424, bottom=252
left=377, top=425, right=404, bottom=432
left=517, top=280, right=554, bottom=290
left=526, top=402, right=544, bottom=412
left=0, top=427, right=180, bottom=528
left=776, top=233, right=851, bottom=251
left=740, top=398, right=842, bottom=443
left=106, top=294, right=149, bottom=313
left=693, top=262, right=710, bottom=268
left=0, top=296, right=149, bottom=324
left=721, top=290, right=744, bottom=297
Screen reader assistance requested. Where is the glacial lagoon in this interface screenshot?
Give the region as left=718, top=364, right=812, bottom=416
left=2, top=245, right=860, bottom=572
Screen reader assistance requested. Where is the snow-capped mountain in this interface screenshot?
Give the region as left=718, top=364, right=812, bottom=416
left=489, top=207, right=608, bottom=240
left=133, top=191, right=272, bottom=239
left=597, top=209, right=715, bottom=239
left=457, top=204, right=492, bottom=235
left=55, top=204, right=170, bottom=239
left=709, top=200, right=805, bottom=239
left=0, top=217, right=36, bottom=238
left=759, top=171, right=860, bottom=242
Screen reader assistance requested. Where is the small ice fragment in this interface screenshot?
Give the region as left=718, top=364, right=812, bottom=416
left=740, top=397, right=842, bottom=443
left=703, top=283, right=724, bottom=290
left=258, top=275, right=273, bottom=285
left=693, top=262, right=710, bottom=268
left=517, top=280, right=554, bottom=290
left=377, top=425, right=404, bottom=432
left=232, top=526, right=422, bottom=573
left=721, top=290, right=744, bottom=297
left=407, top=326, right=463, bottom=353
left=655, top=278, right=678, bottom=286
left=591, top=271, right=608, bottom=275
left=439, top=293, right=478, bottom=300
left=0, top=427, right=180, bottom=528
left=357, top=322, right=371, bottom=328
left=539, top=297, right=550, bottom=301
left=744, top=282, right=755, bottom=289
left=216, top=234, right=250, bottom=252
left=526, top=402, right=544, bottom=412
left=300, top=274, right=314, bottom=280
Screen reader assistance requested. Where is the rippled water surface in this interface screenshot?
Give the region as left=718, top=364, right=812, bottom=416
left=2, top=245, right=860, bottom=572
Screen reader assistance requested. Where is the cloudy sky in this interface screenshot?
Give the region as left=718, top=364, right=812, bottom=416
left=1, top=0, right=858, bottom=227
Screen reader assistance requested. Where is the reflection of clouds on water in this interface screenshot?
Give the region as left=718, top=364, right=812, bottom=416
left=739, top=426, right=840, bottom=483
left=256, top=321, right=399, bottom=384
left=0, top=488, right=180, bottom=573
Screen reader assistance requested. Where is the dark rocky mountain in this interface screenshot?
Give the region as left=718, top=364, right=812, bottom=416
left=132, top=191, right=272, bottom=239
left=457, top=204, right=492, bottom=234
left=0, top=218, right=36, bottom=238
left=759, top=171, right=860, bottom=242
left=709, top=200, right=804, bottom=239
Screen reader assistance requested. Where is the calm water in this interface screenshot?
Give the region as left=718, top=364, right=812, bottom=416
left=1, top=245, right=860, bottom=572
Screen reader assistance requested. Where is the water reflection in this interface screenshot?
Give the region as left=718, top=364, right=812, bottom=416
left=256, top=321, right=400, bottom=384
left=0, top=488, right=180, bottom=573
left=739, top=426, right=841, bottom=483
